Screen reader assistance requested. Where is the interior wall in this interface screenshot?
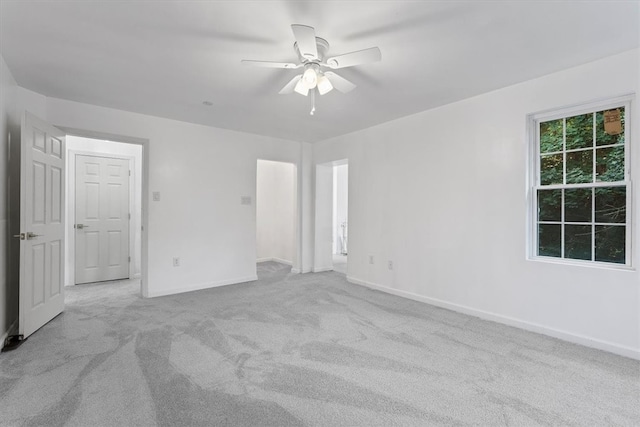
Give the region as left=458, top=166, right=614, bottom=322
left=314, top=163, right=334, bottom=272
left=332, top=164, right=348, bottom=255
left=256, top=160, right=296, bottom=265
left=44, top=96, right=302, bottom=297
left=0, top=54, right=19, bottom=342
left=65, top=136, right=143, bottom=286
left=313, top=49, right=640, bottom=359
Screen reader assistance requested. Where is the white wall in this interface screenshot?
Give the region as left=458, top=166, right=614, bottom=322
left=0, top=54, right=19, bottom=343
left=332, top=164, right=348, bottom=255
left=256, top=160, right=296, bottom=265
left=314, top=163, right=334, bottom=272
left=65, top=136, right=143, bottom=285
left=43, top=96, right=302, bottom=297
left=313, top=49, right=640, bottom=359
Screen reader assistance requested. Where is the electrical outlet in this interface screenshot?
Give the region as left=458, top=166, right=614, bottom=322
left=369, top=255, right=374, bottom=264
left=173, top=257, right=180, bottom=267
left=388, top=261, right=393, bottom=270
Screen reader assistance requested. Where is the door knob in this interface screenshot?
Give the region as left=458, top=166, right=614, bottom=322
left=13, top=233, right=25, bottom=240
left=75, top=224, right=89, bottom=229
left=26, top=232, right=41, bottom=240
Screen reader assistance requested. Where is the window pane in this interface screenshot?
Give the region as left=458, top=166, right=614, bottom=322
left=540, top=119, right=563, bottom=153
left=538, top=189, right=561, bottom=222
left=538, top=224, right=561, bottom=257
left=566, top=113, right=593, bottom=150
left=595, top=107, right=625, bottom=147
left=595, top=186, right=626, bottom=224
left=540, top=153, right=563, bottom=185
left=595, top=225, right=625, bottom=264
left=565, top=225, right=592, bottom=261
left=566, top=150, right=592, bottom=184
left=565, top=188, right=592, bottom=222
left=596, top=146, right=624, bottom=182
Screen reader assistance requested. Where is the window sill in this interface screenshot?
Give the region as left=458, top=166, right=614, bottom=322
left=527, top=256, right=634, bottom=272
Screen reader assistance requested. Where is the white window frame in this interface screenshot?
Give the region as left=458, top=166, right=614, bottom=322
left=527, top=95, right=632, bottom=269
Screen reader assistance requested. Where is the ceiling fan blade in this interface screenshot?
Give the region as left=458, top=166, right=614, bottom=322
left=325, top=47, right=381, bottom=69
left=241, top=60, right=300, bottom=69
left=279, top=75, right=302, bottom=94
left=324, top=72, right=356, bottom=93
left=291, top=24, right=318, bottom=60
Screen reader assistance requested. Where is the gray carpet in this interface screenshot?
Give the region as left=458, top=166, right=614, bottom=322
left=0, top=262, right=638, bottom=426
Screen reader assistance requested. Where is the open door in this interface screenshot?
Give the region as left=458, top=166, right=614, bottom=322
left=18, top=112, right=65, bottom=339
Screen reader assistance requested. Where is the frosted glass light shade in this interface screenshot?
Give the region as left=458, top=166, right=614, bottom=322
left=294, top=78, right=309, bottom=96
left=317, top=74, right=333, bottom=95
left=302, top=67, right=318, bottom=89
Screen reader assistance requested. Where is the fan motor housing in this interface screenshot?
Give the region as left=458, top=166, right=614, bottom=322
left=294, top=37, right=330, bottom=63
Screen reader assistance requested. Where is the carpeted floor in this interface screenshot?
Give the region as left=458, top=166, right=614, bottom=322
left=1, top=262, right=638, bottom=426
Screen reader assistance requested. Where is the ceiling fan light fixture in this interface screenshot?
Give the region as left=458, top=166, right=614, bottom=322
left=317, top=74, right=333, bottom=95
left=302, top=64, right=319, bottom=89
left=294, top=78, right=309, bottom=96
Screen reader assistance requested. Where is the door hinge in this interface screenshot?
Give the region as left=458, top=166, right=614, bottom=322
left=128, top=256, right=131, bottom=262
left=129, top=170, right=131, bottom=176
left=128, top=213, right=131, bottom=219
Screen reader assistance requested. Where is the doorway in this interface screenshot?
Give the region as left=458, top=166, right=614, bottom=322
left=256, top=160, right=298, bottom=272
left=65, top=136, right=143, bottom=288
left=332, top=163, right=348, bottom=274
left=314, top=159, right=348, bottom=274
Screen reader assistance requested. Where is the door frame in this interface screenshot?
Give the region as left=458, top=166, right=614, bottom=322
left=67, top=151, right=137, bottom=286
left=57, top=126, right=150, bottom=297
left=314, top=158, right=348, bottom=273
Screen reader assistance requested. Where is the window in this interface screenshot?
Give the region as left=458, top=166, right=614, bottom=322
left=530, top=97, right=631, bottom=266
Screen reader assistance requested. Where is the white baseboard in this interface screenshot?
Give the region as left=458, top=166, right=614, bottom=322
left=291, top=268, right=301, bottom=274
left=347, top=276, right=640, bottom=361
left=1, top=320, right=18, bottom=351
left=312, top=266, right=333, bottom=273
left=257, top=257, right=292, bottom=266
left=147, top=275, right=258, bottom=298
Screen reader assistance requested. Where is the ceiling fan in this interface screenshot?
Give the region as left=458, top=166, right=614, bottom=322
left=242, top=24, right=381, bottom=115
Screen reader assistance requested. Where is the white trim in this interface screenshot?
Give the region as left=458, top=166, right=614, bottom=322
left=0, top=320, right=18, bottom=351
left=290, top=268, right=301, bottom=274
left=312, top=266, right=333, bottom=273
left=147, top=275, right=258, bottom=298
left=347, top=276, right=640, bottom=361
left=257, top=257, right=293, bottom=266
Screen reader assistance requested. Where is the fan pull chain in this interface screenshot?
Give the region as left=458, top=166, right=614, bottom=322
left=310, top=89, right=316, bottom=115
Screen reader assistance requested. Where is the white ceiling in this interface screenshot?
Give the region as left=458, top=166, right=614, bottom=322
left=1, top=1, right=638, bottom=143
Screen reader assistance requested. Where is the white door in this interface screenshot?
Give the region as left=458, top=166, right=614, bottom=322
left=19, top=113, right=65, bottom=338
left=75, top=155, right=130, bottom=284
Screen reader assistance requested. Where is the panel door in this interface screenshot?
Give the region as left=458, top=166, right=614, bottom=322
left=19, top=113, right=65, bottom=338
left=75, top=155, right=130, bottom=284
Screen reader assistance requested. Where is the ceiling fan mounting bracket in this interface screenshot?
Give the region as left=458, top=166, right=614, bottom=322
left=294, top=37, right=330, bottom=63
